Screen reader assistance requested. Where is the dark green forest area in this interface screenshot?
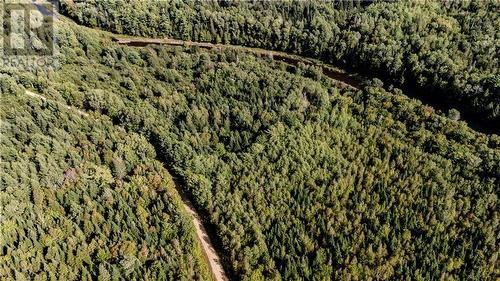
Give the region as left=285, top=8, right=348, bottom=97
left=1, top=15, right=497, bottom=280
left=0, top=75, right=211, bottom=280
left=60, top=0, right=500, bottom=125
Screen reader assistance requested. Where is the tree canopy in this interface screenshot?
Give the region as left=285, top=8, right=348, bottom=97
left=1, top=4, right=499, bottom=280
left=60, top=0, right=500, bottom=124
left=0, top=73, right=211, bottom=280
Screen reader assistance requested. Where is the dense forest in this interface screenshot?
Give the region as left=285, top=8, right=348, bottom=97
left=0, top=74, right=211, bottom=280
left=1, top=14, right=497, bottom=280
left=59, top=0, right=500, bottom=125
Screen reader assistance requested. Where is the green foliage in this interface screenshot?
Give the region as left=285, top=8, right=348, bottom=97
left=0, top=74, right=211, bottom=280
left=11, top=20, right=497, bottom=280
left=60, top=0, right=500, bottom=122
left=2, top=10, right=499, bottom=280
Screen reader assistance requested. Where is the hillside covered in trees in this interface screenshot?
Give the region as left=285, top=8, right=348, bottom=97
left=1, top=13, right=497, bottom=280
left=0, top=74, right=211, bottom=280
left=60, top=0, right=500, bottom=126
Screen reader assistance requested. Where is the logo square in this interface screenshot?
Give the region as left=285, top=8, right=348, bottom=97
left=3, top=2, right=55, bottom=56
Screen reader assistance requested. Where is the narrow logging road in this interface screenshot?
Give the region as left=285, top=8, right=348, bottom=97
left=180, top=193, right=229, bottom=281
left=23, top=90, right=229, bottom=281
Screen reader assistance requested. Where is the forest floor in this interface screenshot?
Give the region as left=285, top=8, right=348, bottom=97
left=23, top=89, right=229, bottom=281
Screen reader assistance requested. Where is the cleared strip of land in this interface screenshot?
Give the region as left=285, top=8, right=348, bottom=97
left=25, top=90, right=89, bottom=117
left=180, top=195, right=229, bottom=281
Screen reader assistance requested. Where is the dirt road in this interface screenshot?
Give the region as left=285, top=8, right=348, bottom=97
left=181, top=196, right=229, bottom=281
